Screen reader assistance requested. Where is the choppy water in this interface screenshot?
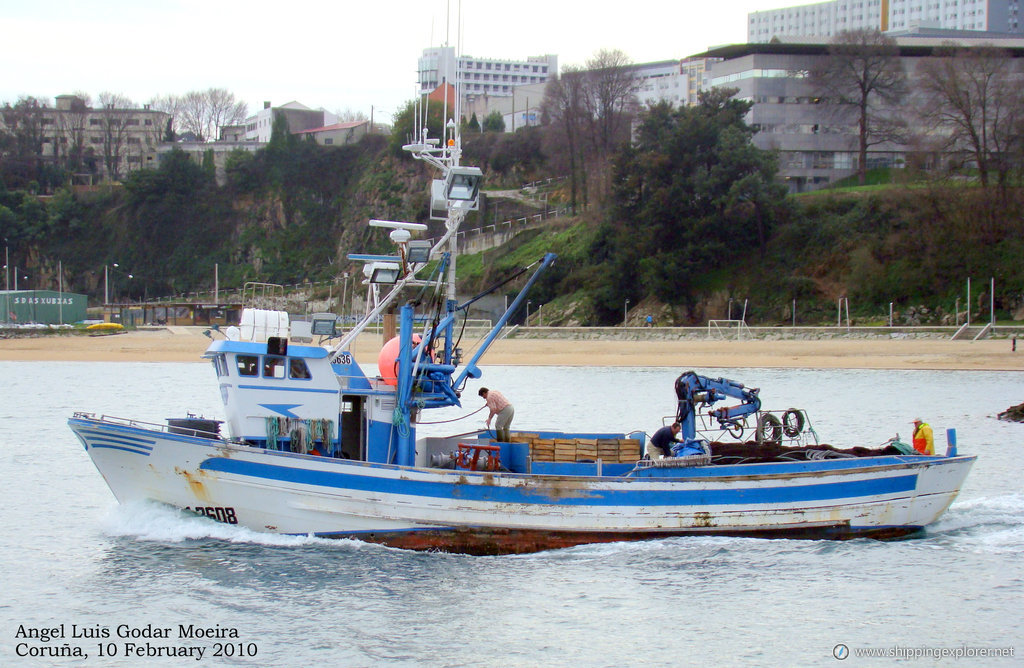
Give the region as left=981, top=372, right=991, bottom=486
left=1, top=361, right=1022, bottom=666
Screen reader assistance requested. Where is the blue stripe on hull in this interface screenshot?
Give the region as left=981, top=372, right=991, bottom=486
left=88, top=443, right=153, bottom=456
left=77, top=429, right=155, bottom=449
left=74, top=427, right=155, bottom=456
left=237, top=384, right=338, bottom=394
left=199, top=458, right=918, bottom=507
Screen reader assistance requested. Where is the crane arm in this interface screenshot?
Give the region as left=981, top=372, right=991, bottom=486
left=673, top=370, right=761, bottom=447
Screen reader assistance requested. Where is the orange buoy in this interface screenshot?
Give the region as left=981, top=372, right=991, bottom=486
left=377, top=334, right=425, bottom=386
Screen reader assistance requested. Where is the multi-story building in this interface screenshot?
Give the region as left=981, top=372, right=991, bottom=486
left=748, top=0, right=1022, bottom=41
left=458, top=58, right=708, bottom=133
left=632, top=60, right=690, bottom=108
left=418, top=46, right=557, bottom=107
left=704, top=34, right=1024, bottom=192
left=242, top=101, right=337, bottom=143
left=680, top=57, right=716, bottom=105
left=19, top=95, right=170, bottom=181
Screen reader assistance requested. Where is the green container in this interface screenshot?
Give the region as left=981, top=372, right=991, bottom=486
left=1, top=290, right=88, bottom=325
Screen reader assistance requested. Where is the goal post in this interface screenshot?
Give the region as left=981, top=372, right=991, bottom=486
left=707, top=319, right=752, bottom=340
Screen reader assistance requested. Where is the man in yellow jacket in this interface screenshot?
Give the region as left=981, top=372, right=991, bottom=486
left=912, top=418, right=934, bottom=455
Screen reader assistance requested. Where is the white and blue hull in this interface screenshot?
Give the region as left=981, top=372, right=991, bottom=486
left=69, top=415, right=975, bottom=554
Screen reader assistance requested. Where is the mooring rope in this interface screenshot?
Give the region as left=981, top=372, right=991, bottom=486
left=416, top=405, right=486, bottom=425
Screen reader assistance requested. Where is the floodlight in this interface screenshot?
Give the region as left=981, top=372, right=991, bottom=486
left=369, top=262, right=401, bottom=284
left=407, top=240, right=432, bottom=263
left=444, top=166, right=483, bottom=203
left=310, top=313, right=338, bottom=336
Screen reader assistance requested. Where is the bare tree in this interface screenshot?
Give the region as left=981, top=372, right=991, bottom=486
left=162, top=88, right=248, bottom=141
left=178, top=90, right=209, bottom=141
left=149, top=94, right=182, bottom=138
left=582, top=49, right=638, bottom=205
left=205, top=88, right=248, bottom=141
left=810, top=29, right=907, bottom=185
left=0, top=96, right=47, bottom=180
left=541, top=50, right=639, bottom=212
left=583, top=49, right=638, bottom=155
left=335, top=108, right=368, bottom=122
left=96, top=92, right=135, bottom=181
left=915, top=44, right=1024, bottom=195
left=542, top=66, right=589, bottom=213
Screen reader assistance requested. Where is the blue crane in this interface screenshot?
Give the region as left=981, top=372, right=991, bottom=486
left=673, top=371, right=762, bottom=454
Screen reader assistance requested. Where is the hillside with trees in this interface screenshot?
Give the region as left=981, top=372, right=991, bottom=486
left=2, top=34, right=1024, bottom=325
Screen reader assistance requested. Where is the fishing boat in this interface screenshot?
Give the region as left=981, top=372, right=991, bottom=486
left=68, top=96, right=975, bottom=556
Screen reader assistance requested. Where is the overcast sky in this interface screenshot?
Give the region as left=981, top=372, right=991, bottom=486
left=1, top=0, right=788, bottom=122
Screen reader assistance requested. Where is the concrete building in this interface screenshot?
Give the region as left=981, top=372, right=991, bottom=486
left=418, top=46, right=557, bottom=109
left=219, top=124, right=247, bottom=142
left=704, top=35, right=1024, bottom=192
left=293, top=120, right=370, bottom=146
left=681, top=57, right=716, bottom=105
left=461, top=82, right=548, bottom=132
left=749, top=0, right=1023, bottom=42
left=632, top=60, right=690, bottom=108
left=461, top=60, right=700, bottom=134
left=25, top=95, right=170, bottom=181
left=242, top=101, right=338, bottom=143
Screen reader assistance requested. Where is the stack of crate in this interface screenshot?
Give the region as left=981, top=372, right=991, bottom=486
left=576, top=438, right=598, bottom=461
left=529, top=438, right=554, bottom=461
left=599, top=438, right=641, bottom=462
left=509, top=432, right=641, bottom=463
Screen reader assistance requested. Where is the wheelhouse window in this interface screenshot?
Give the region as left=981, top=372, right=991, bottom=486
left=237, top=355, right=258, bottom=376
left=213, top=354, right=229, bottom=377
left=289, top=358, right=311, bottom=380
left=263, top=356, right=286, bottom=379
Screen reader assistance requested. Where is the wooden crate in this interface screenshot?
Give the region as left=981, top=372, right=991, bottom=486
left=554, top=445, right=576, bottom=462
left=530, top=439, right=555, bottom=462
left=617, top=439, right=642, bottom=462
left=575, top=438, right=598, bottom=461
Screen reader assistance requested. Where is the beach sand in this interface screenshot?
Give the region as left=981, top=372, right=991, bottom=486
left=1, top=328, right=1021, bottom=370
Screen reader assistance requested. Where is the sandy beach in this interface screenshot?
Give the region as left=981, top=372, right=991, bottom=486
left=1, top=327, right=1021, bottom=370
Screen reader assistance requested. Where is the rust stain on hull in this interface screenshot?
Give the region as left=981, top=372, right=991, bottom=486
left=330, top=525, right=921, bottom=556
left=175, top=467, right=211, bottom=502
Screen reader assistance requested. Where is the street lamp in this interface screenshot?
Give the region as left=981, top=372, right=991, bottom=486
left=104, top=263, right=120, bottom=305
left=624, top=299, right=630, bottom=326
left=526, top=300, right=532, bottom=326
left=539, top=304, right=543, bottom=327
left=4, top=241, right=8, bottom=326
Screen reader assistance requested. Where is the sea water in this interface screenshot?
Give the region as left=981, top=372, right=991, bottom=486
left=1, top=361, right=1022, bottom=666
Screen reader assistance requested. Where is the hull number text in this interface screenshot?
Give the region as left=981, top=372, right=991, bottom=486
left=185, top=506, right=237, bottom=524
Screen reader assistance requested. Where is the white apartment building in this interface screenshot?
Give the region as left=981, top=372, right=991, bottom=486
left=418, top=46, right=558, bottom=104
left=748, top=0, right=1022, bottom=41
left=632, top=61, right=690, bottom=108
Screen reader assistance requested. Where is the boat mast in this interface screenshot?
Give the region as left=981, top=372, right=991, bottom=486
left=332, top=29, right=479, bottom=356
